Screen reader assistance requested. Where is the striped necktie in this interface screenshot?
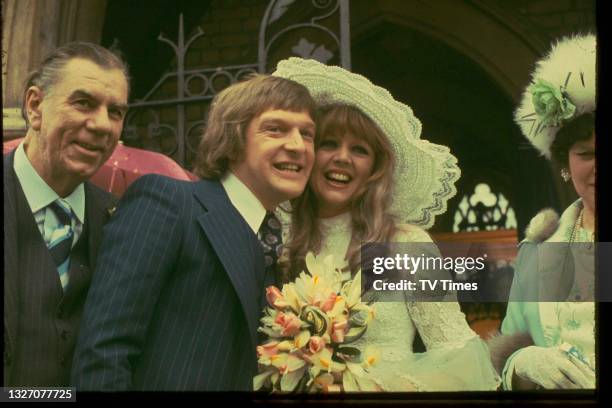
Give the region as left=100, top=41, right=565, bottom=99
left=47, top=200, right=74, bottom=290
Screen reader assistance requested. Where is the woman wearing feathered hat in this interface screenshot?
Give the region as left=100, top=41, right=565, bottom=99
left=269, top=58, right=500, bottom=391
left=490, top=33, right=596, bottom=390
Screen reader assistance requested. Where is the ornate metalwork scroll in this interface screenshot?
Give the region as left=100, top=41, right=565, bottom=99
left=122, top=14, right=258, bottom=166
left=258, top=0, right=351, bottom=72
left=122, top=0, right=351, bottom=167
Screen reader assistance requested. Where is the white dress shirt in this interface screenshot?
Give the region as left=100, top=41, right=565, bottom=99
left=13, top=142, right=84, bottom=246
left=220, top=171, right=267, bottom=234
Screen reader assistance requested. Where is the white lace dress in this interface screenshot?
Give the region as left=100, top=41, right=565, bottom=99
left=311, top=213, right=501, bottom=391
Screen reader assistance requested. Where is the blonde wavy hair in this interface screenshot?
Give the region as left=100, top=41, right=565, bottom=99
left=283, top=104, right=398, bottom=281
left=193, top=74, right=316, bottom=179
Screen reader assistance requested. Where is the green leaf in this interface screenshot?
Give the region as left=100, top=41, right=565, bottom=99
left=337, top=346, right=361, bottom=355
left=280, top=366, right=306, bottom=392
left=331, top=352, right=344, bottom=363
left=294, top=330, right=311, bottom=349
left=309, top=365, right=321, bottom=379
left=342, top=369, right=360, bottom=392
left=346, top=362, right=365, bottom=378
left=286, top=355, right=307, bottom=372
left=253, top=369, right=275, bottom=390
left=330, top=361, right=346, bottom=373
left=300, top=305, right=329, bottom=336
left=343, top=326, right=367, bottom=343
left=260, top=316, right=276, bottom=326
left=295, top=370, right=311, bottom=393
left=258, top=326, right=281, bottom=338
left=337, top=346, right=361, bottom=357
left=271, top=372, right=279, bottom=387
left=345, top=274, right=362, bottom=308
left=265, top=307, right=278, bottom=317
left=348, top=309, right=369, bottom=327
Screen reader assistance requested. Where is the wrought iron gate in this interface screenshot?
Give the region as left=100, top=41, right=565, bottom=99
left=122, top=0, right=351, bottom=168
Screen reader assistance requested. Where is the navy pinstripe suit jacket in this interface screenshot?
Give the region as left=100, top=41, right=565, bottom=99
left=71, top=174, right=266, bottom=391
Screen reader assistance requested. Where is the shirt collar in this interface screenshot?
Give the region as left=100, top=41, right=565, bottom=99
left=220, top=171, right=267, bottom=234
left=13, top=141, right=86, bottom=224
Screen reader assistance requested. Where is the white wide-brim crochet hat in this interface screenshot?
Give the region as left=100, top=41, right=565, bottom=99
left=273, top=57, right=461, bottom=229
left=515, top=33, right=596, bottom=159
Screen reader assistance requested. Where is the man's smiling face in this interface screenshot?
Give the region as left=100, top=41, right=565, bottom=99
left=25, top=57, right=129, bottom=195
left=230, top=108, right=315, bottom=210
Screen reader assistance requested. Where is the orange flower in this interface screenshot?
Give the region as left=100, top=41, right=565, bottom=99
left=274, top=311, right=302, bottom=337
left=266, top=286, right=287, bottom=309
left=320, top=292, right=337, bottom=312
left=256, top=341, right=279, bottom=358
left=331, top=319, right=348, bottom=343
left=308, top=336, right=326, bottom=354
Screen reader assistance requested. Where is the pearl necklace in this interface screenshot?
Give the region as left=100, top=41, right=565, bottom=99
left=568, top=208, right=595, bottom=301
left=570, top=208, right=595, bottom=243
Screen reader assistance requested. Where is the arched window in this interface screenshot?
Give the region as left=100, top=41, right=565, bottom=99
left=453, top=183, right=517, bottom=232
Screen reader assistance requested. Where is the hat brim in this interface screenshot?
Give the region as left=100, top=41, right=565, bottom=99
left=274, top=57, right=460, bottom=228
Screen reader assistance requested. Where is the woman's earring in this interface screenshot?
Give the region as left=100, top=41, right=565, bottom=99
left=561, top=168, right=571, bottom=182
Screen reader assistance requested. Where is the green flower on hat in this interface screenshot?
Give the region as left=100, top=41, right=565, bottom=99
left=529, top=79, right=576, bottom=127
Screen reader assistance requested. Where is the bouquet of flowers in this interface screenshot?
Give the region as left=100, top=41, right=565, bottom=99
left=254, top=253, right=381, bottom=392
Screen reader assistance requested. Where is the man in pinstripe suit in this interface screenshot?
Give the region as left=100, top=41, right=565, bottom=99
left=4, top=42, right=129, bottom=386
left=72, top=74, right=317, bottom=390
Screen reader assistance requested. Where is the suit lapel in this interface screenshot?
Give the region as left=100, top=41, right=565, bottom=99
left=193, top=180, right=265, bottom=350
left=84, top=183, right=116, bottom=267
left=3, top=152, right=20, bottom=354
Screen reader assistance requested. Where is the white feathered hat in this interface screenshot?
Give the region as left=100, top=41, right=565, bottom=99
left=273, top=57, right=460, bottom=229
left=515, top=33, right=596, bottom=159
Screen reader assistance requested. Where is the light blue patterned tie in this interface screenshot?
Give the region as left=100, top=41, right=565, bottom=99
left=47, top=200, right=74, bottom=290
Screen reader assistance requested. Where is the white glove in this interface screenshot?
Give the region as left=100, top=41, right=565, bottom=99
left=512, top=345, right=595, bottom=389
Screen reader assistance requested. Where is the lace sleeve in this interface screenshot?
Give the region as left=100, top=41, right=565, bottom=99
left=347, top=223, right=500, bottom=391
left=392, top=225, right=479, bottom=349
left=404, top=290, right=501, bottom=390
left=362, top=301, right=500, bottom=391
left=407, top=301, right=478, bottom=350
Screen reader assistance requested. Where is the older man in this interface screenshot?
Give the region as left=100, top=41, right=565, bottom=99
left=3, top=42, right=129, bottom=386
left=72, top=74, right=316, bottom=391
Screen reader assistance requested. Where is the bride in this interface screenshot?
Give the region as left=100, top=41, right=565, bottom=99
left=272, top=58, right=500, bottom=391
